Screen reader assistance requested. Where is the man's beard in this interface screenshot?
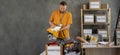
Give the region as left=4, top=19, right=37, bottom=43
left=60, top=10, right=66, bottom=13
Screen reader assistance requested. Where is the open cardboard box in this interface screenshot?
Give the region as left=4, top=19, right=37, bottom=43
left=46, top=44, right=63, bottom=55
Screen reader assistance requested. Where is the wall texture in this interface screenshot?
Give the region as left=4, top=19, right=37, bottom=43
left=0, top=0, right=119, bottom=55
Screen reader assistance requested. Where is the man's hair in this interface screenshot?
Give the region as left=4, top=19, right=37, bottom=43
left=60, top=1, right=67, bottom=6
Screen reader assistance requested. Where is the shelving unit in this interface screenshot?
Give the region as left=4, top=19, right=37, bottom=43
left=80, top=1, right=120, bottom=55
left=81, top=4, right=111, bottom=46
left=114, top=8, right=120, bottom=46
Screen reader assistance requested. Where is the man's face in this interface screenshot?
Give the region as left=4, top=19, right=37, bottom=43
left=59, top=5, right=67, bottom=13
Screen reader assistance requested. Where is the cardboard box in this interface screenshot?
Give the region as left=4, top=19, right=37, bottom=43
left=116, top=29, right=120, bottom=38
left=98, top=29, right=107, bottom=38
left=117, top=38, right=120, bottom=45
left=95, top=14, right=107, bottom=23
left=89, top=1, right=101, bottom=9
left=84, top=29, right=92, bottom=35
left=118, top=22, right=120, bottom=26
left=84, top=14, right=94, bottom=23
left=46, top=44, right=63, bottom=55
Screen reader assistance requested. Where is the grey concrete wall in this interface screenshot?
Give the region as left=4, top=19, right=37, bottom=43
left=0, top=0, right=119, bottom=55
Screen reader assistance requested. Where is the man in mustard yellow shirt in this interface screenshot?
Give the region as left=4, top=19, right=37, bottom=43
left=49, top=1, right=72, bottom=41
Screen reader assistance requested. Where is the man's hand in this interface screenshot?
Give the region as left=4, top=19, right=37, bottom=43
left=50, top=24, right=56, bottom=28
left=60, top=24, right=70, bottom=31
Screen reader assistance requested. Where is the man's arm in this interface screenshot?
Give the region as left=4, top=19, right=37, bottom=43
left=60, top=12, right=72, bottom=31
left=49, top=21, right=56, bottom=28
left=60, top=24, right=70, bottom=31
left=49, top=11, right=56, bottom=28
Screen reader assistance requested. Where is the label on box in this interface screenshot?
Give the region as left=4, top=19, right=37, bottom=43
left=84, top=15, right=94, bottom=23
left=47, top=46, right=61, bottom=55
left=96, top=15, right=106, bottom=22
left=90, top=2, right=100, bottom=9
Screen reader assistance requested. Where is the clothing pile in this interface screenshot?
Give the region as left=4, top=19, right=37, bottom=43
left=47, top=38, right=81, bottom=55
left=63, top=39, right=81, bottom=55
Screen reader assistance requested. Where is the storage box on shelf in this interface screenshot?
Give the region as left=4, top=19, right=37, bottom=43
left=83, top=3, right=109, bottom=10
left=95, top=14, right=107, bottom=23
left=116, top=29, right=120, bottom=38
left=84, top=14, right=94, bottom=23
left=81, top=1, right=111, bottom=49
left=89, top=1, right=101, bottom=9
left=98, top=29, right=108, bottom=38
left=83, top=29, right=92, bottom=35
left=116, top=29, right=120, bottom=45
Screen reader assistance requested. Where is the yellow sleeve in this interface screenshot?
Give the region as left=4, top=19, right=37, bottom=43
left=67, top=13, right=72, bottom=24
left=49, top=12, right=54, bottom=22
